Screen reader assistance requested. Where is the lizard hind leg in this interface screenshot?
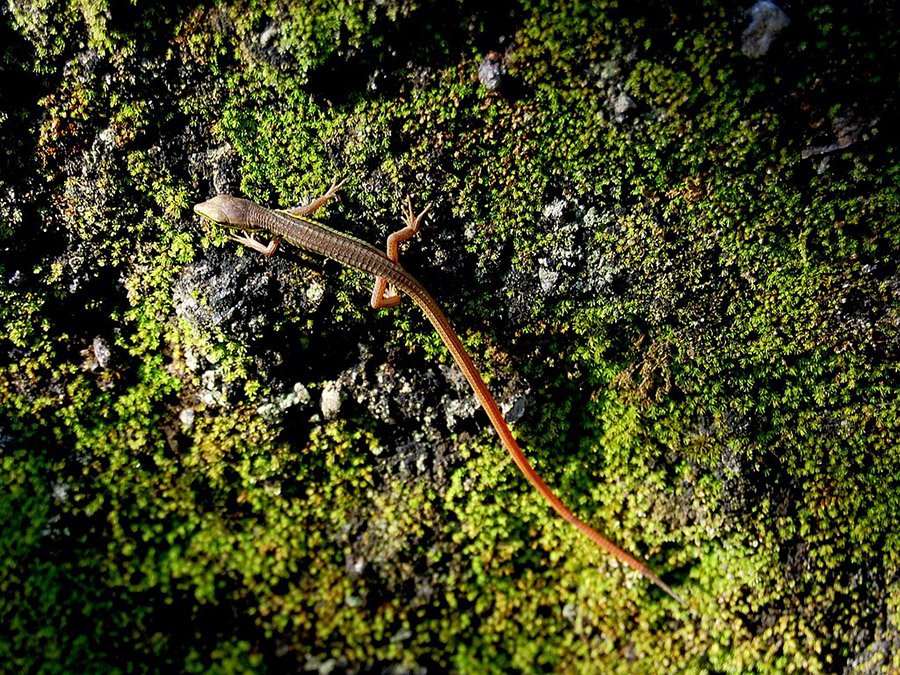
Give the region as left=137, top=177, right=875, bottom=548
left=370, top=277, right=402, bottom=309
left=385, top=196, right=431, bottom=263
left=370, top=196, right=432, bottom=309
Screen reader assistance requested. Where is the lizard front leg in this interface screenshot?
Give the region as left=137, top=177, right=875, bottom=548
left=229, top=232, right=282, bottom=257
left=281, top=176, right=348, bottom=218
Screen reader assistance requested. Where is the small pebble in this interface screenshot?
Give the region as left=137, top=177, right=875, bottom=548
left=478, top=51, right=504, bottom=90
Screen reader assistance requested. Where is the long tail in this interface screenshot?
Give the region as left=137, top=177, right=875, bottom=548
left=419, top=292, right=682, bottom=604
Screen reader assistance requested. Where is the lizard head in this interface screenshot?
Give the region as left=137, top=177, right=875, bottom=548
left=194, top=195, right=250, bottom=228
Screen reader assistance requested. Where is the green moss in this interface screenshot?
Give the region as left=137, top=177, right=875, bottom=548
left=1, top=0, right=898, bottom=671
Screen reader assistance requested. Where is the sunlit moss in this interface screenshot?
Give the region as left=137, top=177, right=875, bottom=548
left=1, top=0, right=897, bottom=671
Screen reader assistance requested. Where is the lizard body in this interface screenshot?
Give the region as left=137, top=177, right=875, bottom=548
left=194, top=184, right=682, bottom=604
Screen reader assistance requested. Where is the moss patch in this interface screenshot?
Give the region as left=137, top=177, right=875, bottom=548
left=1, top=1, right=897, bottom=671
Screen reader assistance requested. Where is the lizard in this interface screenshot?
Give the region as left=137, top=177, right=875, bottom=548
left=193, top=179, right=683, bottom=604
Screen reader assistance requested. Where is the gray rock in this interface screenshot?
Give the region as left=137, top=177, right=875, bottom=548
left=92, top=336, right=111, bottom=369
left=258, top=23, right=280, bottom=49
left=208, top=144, right=239, bottom=196
left=742, top=1, right=790, bottom=58
left=172, top=250, right=274, bottom=343
left=801, top=114, right=868, bottom=159
left=478, top=51, right=504, bottom=90
left=179, top=408, right=195, bottom=428
left=320, top=380, right=342, bottom=419
left=611, top=91, right=636, bottom=116
left=537, top=261, right=559, bottom=293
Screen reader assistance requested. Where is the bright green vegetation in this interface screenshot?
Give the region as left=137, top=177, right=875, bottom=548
left=1, top=1, right=897, bottom=671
